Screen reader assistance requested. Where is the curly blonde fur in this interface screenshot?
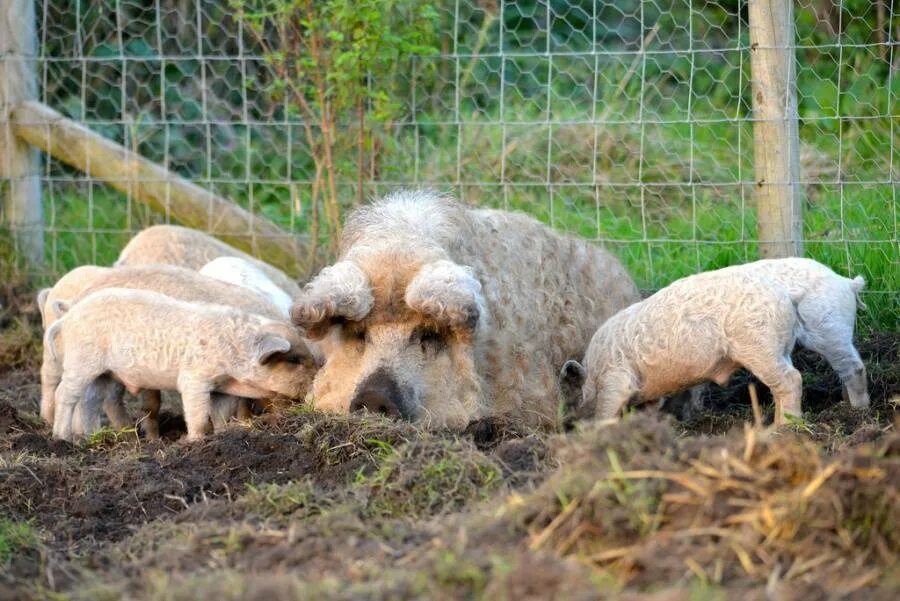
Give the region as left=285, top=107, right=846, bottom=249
left=49, top=288, right=314, bottom=442
left=293, top=190, right=640, bottom=429
left=572, top=259, right=869, bottom=426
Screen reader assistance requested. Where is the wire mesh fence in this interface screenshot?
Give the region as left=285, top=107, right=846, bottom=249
left=1, top=1, right=897, bottom=326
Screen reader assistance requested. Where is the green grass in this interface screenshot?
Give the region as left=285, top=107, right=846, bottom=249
left=362, top=437, right=502, bottom=518
left=5, top=98, right=896, bottom=331
left=0, top=518, right=38, bottom=564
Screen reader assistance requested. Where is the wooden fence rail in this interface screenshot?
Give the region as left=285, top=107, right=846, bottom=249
left=11, top=101, right=309, bottom=277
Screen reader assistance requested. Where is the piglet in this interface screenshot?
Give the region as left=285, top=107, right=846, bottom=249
left=46, top=288, right=314, bottom=441
left=563, top=271, right=800, bottom=424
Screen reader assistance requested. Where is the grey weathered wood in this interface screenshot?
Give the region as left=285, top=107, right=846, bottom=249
left=748, top=0, right=803, bottom=258
left=12, top=101, right=310, bottom=277
left=0, top=0, right=43, bottom=267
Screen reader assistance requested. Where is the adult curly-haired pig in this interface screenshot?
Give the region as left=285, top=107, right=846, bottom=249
left=39, top=265, right=319, bottom=437
left=561, top=260, right=868, bottom=426
left=291, top=190, right=640, bottom=429
left=46, top=288, right=315, bottom=441
left=116, top=224, right=301, bottom=296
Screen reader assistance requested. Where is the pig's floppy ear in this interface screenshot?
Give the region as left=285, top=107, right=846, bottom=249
left=405, top=260, right=485, bottom=332
left=256, top=334, right=292, bottom=365
left=291, top=261, right=374, bottom=338
left=559, top=360, right=586, bottom=411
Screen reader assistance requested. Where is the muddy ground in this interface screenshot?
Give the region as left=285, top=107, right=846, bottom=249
left=0, top=286, right=897, bottom=600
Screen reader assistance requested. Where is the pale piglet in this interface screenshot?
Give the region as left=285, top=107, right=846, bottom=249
left=38, top=264, right=292, bottom=435
left=200, top=256, right=293, bottom=318
left=563, top=271, right=802, bottom=425
left=563, top=259, right=868, bottom=425
left=46, top=288, right=314, bottom=441
left=116, top=224, right=301, bottom=296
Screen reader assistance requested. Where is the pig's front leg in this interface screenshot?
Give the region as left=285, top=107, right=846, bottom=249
left=178, top=377, right=213, bottom=441
left=53, top=373, right=98, bottom=441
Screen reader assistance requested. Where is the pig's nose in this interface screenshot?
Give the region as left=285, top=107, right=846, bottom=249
left=350, top=389, right=401, bottom=417
left=350, top=368, right=406, bottom=419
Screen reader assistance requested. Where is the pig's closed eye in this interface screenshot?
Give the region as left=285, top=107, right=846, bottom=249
left=341, top=325, right=367, bottom=351
left=340, top=324, right=366, bottom=342
left=411, top=327, right=446, bottom=355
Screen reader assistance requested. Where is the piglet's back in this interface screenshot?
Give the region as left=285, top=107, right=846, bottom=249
left=73, top=264, right=283, bottom=321
left=59, top=287, right=267, bottom=352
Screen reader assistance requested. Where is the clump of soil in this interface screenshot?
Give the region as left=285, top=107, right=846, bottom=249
left=364, top=436, right=502, bottom=518
left=0, top=401, right=33, bottom=435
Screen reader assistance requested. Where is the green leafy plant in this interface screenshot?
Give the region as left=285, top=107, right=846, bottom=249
left=232, top=0, right=440, bottom=258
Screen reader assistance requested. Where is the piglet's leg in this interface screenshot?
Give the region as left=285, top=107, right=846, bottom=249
left=210, top=393, right=239, bottom=430
left=179, top=378, right=213, bottom=441
left=79, top=378, right=116, bottom=436
left=237, top=398, right=253, bottom=420
left=742, top=356, right=802, bottom=426
left=101, top=379, right=130, bottom=430
left=795, top=304, right=869, bottom=409
left=53, top=373, right=97, bottom=441
left=40, top=345, right=62, bottom=425
left=596, top=370, right=639, bottom=420
left=139, top=390, right=162, bottom=440
left=820, top=346, right=869, bottom=409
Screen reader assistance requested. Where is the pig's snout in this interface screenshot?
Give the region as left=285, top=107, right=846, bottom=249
left=350, top=368, right=412, bottom=420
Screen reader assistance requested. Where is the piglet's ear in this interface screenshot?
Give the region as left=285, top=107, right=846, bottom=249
left=291, top=261, right=374, bottom=338
left=36, top=289, right=50, bottom=325
left=405, top=260, right=485, bottom=332
left=256, top=335, right=292, bottom=365
left=49, top=300, right=71, bottom=322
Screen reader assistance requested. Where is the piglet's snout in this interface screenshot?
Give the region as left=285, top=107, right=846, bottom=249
left=350, top=368, right=411, bottom=420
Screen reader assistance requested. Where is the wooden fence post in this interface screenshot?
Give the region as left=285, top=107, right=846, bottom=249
left=0, top=0, right=43, bottom=268
left=748, top=0, right=803, bottom=258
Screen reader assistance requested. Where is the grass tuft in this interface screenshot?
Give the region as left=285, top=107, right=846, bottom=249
left=0, top=518, right=38, bottom=564
left=363, top=437, right=503, bottom=519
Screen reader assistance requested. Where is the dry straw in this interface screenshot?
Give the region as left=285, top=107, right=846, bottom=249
left=514, top=415, right=898, bottom=594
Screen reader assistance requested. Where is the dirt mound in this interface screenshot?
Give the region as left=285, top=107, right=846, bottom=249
left=509, top=414, right=899, bottom=597
left=1, top=300, right=897, bottom=600
left=0, top=401, right=31, bottom=435
left=0, top=426, right=330, bottom=547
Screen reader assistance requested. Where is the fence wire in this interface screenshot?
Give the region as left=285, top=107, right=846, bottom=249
left=2, top=1, right=897, bottom=324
